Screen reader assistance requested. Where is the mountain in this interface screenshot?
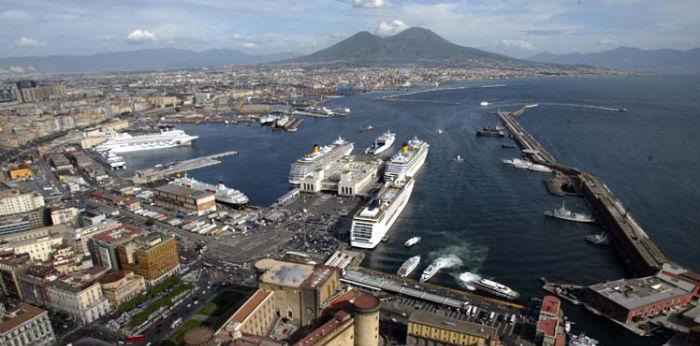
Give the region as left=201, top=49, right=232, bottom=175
left=0, top=49, right=300, bottom=74
left=528, top=47, right=700, bottom=72
left=292, top=27, right=533, bottom=67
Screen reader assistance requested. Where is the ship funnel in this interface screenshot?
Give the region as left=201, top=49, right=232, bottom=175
left=402, top=143, right=409, bottom=153
left=313, top=144, right=320, bottom=153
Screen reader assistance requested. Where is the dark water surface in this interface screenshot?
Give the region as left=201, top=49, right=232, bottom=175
left=123, top=75, right=700, bottom=345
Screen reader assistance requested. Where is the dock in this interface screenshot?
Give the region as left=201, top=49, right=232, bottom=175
left=496, top=107, right=667, bottom=276
left=131, top=151, right=238, bottom=184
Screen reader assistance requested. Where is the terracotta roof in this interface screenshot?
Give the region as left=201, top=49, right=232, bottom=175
left=229, top=289, right=272, bottom=324
left=93, top=224, right=142, bottom=244
left=301, top=265, right=335, bottom=289
left=537, top=319, right=557, bottom=337
left=98, top=270, right=132, bottom=284
left=541, top=295, right=560, bottom=316
left=294, top=311, right=351, bottom=346
left=353, top=294, right=379, bottom=312
left=0, top=303, right=46, bottom=334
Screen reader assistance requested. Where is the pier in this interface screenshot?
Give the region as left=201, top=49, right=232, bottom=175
left=496, top=107, right=667, bottom=276
left=130, top=151, right=238, bottom=184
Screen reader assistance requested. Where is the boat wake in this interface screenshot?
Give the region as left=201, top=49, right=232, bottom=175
left=455, top=271, right=481, bottom=291
left=539, top=102, right=622, bottom=112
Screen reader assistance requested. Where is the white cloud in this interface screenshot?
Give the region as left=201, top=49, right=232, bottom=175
left=375, top=20, right=409, bottom=36
left=0, top=9, right=31, bottom=20
left=493, top=39, right=534, bottom=51
left=15, top=36, right=44, bottom=48
left=597, top=37, right=619, bottom=46
left=337, top=0, right=386, bottom=8
left=127, top=29, right=157, bottom=43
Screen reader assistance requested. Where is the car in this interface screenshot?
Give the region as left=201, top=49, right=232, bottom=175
left=187, top=304, right=192, bottom=308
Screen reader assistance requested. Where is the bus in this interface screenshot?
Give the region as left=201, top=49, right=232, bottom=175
left=126, top=335, right=146, bottom=343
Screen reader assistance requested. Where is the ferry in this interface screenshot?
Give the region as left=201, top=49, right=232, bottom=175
left=171, top=175, right=249, bottom=207
left=420, top=258, right=448, bottom=282
left=95, top=129, right=198, bottom=154
left=404, top=236, right=421, bottom=247
left=365, top=131, right=396, bottom=155
left=350, top=178, right=415, bottom=249
left=385, top=137, right=430, bottom=182
left=502, top=158, right=552, bottom=173
left=545, top=201, right=595, bottom=223
left=289, top=137, right=354, bottom=184
left=472, top=278, right=520, bottom=300
left=397, top=255, right=421, bottom=277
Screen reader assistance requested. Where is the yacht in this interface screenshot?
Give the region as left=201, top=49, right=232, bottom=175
left=365, top=131, right=396, bottom=155
left=472, top=278, right=520, bottom=300
left=397, top=255, right=421, bottom=277
left=545, top=201, right=595, bottom=223
left=404, top=236, right=421, bottom=247
left=385, top=137, right=429, bottom=182
left=420, top=258, right=449, bottom=282
left=502, top=158, right=552, bottom=173
left=350, top=178, right=415, bottom=249
left=95, top=129, right=198, bottom=154
left=289, top=137, right=354, bottom=184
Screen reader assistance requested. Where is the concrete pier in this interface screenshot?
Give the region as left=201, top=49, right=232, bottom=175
left=131, top=151, right=238, bottom=184
left=496, top=107, right=667, bottom=276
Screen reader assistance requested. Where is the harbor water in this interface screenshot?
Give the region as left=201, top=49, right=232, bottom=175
left=122, top=75, right=700, bottom=345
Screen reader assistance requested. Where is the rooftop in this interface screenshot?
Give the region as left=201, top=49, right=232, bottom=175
left=0, top=303, right=47, bottom=335
left=258, top=259, right=314, bottom=288
left=541, top=295, right=560, bottom=316
left=226, top=289, right=272, bottom=325
left=589, top=273, right=695, bottom=310
left=93, top=224, right=142, bottom=244
left=409, top=310, right=497, bottom=339
left=294, top=310, right=351, bottom=346
left=155, top=183, right=213, bottom=199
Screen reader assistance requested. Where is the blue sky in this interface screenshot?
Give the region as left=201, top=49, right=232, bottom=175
left=1, top=0, right=698, bottom=58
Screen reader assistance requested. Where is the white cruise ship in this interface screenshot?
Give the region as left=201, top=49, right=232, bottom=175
left=288, top=137, right=354, bottom=184
left=350, top=178, right=415, bottom=248
left=385, top=137, right=429, bottom=182
left=171, top=175, right=249, bottom=207
left=95, top=129, right=198, bottom=154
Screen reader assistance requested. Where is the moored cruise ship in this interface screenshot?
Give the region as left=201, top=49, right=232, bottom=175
left=171, top=175, right=249, bottom=207
left=350, top=178, right=415, bottom=248
left=95, top=129, right=198, bottom=154
left=288, top=137, right=354, bottom=184
left=385, top=137, right=429, bottom=182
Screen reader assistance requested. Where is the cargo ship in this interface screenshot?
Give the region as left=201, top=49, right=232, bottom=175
left=350, top=178, right=415, bottom=249
left=385, top=137, right=429, bottom=182
left=95, top=129, right=198, bottom=154
left=397, top=255, right=421, bottom=277
left=289, top=137, right=354, bottom=184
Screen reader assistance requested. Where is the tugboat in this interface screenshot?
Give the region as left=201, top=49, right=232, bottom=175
left=544, top=201, right=595, bottom=223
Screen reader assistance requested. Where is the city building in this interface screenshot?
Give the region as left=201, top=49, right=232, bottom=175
left=47, top=153, right=73, bottom=174
left=407, top=310, right=499, bottom=346
left=88, top=223, right=143, bottom=269
left=116, top=233, right=180, bottom=286
left=49, top=206, right=79, bottom=226
left=299, top=158, right=380, bottom=197
left=216, top=288, right=276, bottom=341
left=0, top=229, right=65, bottom=261
left=535, top=296, right=565, bottom=346
left=97, top=270, right=146, bottom=308
left=0, top=209, right=47, bottom=237
left=0, top=303, right=56, bottom=346
left=8, top=167, right=32, bottom=181
left=92, top=190, right=141, bottom=211
left=0, top=255, right=30, bottom=299
left=255, top=259, right=339, bottom=328
left=46, top=271, right=111, bottom=324
left=0, top=190, right=45, bottom=216
left=154, top=184, right=216, bottom=216
left=585, top=269, right=697, bottom=324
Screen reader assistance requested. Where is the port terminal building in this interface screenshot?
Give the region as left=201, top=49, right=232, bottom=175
left=299, top=156, right=381, bottom=197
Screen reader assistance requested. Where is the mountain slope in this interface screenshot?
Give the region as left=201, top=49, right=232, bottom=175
left=0, top=49, right=300, bottom=74
left=293, top=27, right=529, bottom=67
left=528, top=47, right=700, bottom=71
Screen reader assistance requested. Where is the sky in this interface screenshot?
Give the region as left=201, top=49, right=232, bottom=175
left=1, top=0, right=699, bottom=58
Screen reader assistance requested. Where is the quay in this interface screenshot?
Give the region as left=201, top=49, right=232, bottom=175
left=130, top=151, right=238, bottom=184
left=496, top=107, right=667, bottom=276
left=341, top=268, right=523, bottom=312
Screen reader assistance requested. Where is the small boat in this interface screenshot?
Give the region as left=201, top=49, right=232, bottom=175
left=525, top=103, right=539, bottom=109
left=436, top=128, right=444, bottom=135
left=476, top=126, right=506, bottom=137
left=618, top=108, right=627, bottom=112
left=454, top=155, right=464, bottom=162
left=501, top=143, right=517, bottom=149
left=586, top=233, right=610, bottom=245
left=480, top=101, right=489, bottom=107
left=359, top=124, right=374, bottom=132
left=545, top=201, right=595, bottom=223
left=404, top=236, right=421, bottom=247
left=397, top=255, right=421, bottom=277
left=568, top=333, right=599, bottom=346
